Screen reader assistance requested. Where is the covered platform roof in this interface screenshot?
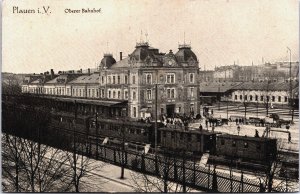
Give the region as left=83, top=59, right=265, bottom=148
left=45, top=96, right=128, bottom=107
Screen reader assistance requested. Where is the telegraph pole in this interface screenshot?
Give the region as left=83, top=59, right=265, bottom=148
left=287, top=47, right=294, bottom=122
left=155, top=84, right=158, bottom=154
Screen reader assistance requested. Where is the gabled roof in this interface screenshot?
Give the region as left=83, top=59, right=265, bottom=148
left=232, top=81, right=299, bottom=91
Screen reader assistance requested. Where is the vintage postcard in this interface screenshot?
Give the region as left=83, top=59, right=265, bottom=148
left=2, top=0, right=299, bottom=192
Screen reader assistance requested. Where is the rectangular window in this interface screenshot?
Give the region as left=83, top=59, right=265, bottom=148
left=113, top=76, right=115, bottom=84
left=221, top=139, right=225, bottom=145
left=88, top=89, right=91, bottom=97
left=132, top=76, right=136, bottom=84
left=166, top=73, right=175, bottom=84
left=232, top=141, right=236, bottom=147
left=171, top=89, right=175, bottom=98
left=249, top=95, right=253, bottom=101
left=117, top=76, right=120, bottom=84
left=167, top=89, right=171, bottom=98
left=125, top=91, right=128, bottom=99
left=278, top=96, right=281, bottom=102
left=113, top=91, right=116, bottom=98
left=244, top=95, right=247, bottom=101
left=284, top=96, right=288, bottom=102
left=147, top=89, right=152, bottom=100
left=235, top=95, right=237, bottom=100
left=261, top=96, right=264, bottom=101
left=133, top=91, right=136, bottom=100
left=171, top=74, right=175, bottom=83
left=108, top=76, right=111, bottom=84
left=255, top=95, right=258, bottom=101
left=146, top=74, right=152, bottom=84
left=133, top=107, right=137, bottom=117
left=190, top=87, right=194, bottom=97
left=125, top=75, right=128, bottom=84
left=108, top=91, right=111, bottom=98
left=118, top=91, right=121, bottom=99
left=102, top=76, right=104, bottom=84
left=189, top=73, right=194, bottom=83
left=240, top=95, right=242, bottom=100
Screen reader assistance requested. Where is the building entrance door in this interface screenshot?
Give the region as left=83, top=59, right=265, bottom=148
left=166, top=104, right=175, bottom=117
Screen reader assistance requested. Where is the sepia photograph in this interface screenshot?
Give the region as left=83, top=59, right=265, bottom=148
left=2, top=0, right=299, bottom=192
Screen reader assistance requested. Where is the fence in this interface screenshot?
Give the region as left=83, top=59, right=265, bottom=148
left=2, top=100, right=291, bottom=193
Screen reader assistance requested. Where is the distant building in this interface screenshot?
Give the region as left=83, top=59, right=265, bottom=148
left=199, top=70, right=214, bottom=82
left=229, top=81, right=299, bottom=106
left=214, top=65, right=238, bottom=82
left=209, top=62, right=299, bottom=82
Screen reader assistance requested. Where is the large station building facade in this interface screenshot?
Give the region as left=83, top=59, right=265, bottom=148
left=22, top=41, right=201, bottom=119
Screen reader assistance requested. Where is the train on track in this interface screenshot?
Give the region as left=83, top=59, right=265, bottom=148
left=51, top=111, right=277, bottom=166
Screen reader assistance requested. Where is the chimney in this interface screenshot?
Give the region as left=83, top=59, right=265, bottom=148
left=88, top=68, right=90, bottom=75
left=50, top=69, right=54, bottom=79
left=120, top=52, right=122, bottom=60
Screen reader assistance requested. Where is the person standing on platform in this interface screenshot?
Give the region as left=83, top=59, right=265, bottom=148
left=288, top=132, right=292, bottom=143
left=199, top=124, right=203, bottom=131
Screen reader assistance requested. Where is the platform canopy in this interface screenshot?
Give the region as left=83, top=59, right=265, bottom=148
left=46, top=96, right=128, bottom=107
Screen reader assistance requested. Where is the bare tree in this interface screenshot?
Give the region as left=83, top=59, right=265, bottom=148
left=2, top=134, right=74, bottom=192
left=129, top=152, right=191, bottom=193
left=2, top=74, right=22, bottom=95
left=66, top=120, right=106, bottom=192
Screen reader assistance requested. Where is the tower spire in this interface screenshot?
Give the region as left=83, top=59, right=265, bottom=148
left=140, top=30, right=143, bottom=43
left=145, top=31, right=148, bottom=43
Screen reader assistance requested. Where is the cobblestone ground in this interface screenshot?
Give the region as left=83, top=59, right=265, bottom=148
left=190, top=108, right=299, bottom=152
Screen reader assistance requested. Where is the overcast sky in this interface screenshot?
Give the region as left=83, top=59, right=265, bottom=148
left=3, top=0, right=299, bottom=74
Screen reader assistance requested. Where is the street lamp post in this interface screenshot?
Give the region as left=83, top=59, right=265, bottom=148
left=218, top=86, right=220, bottom=111
left=226, top=97, right=229, bottom=121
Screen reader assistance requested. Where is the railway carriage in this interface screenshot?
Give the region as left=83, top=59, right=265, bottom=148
left=215, top=134, right=277, bottom=164
left=158, top=127, right=217, bottom=154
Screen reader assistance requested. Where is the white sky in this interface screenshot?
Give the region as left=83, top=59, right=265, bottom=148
left=2, top=0, right=299, bottom=73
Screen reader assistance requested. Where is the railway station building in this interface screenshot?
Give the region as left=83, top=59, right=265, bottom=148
left=21, top=41, right=201, bottom=120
